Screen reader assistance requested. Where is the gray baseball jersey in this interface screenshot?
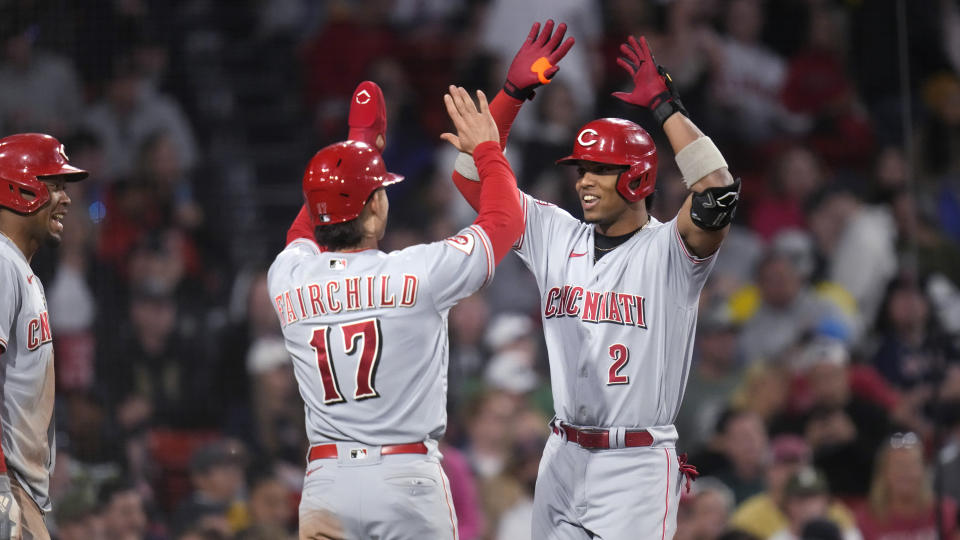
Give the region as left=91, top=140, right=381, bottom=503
left=0, top=234, right=56, bottom=512
left=267, top=226, right=495, bottom=447
left=514, top=193, right=717, bottom=430
left=516, top=193, right=719, bottom=540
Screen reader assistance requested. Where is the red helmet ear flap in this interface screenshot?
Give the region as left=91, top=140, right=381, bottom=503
left=617, top=155, right=657, bottom=202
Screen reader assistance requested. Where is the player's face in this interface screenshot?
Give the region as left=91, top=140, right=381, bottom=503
left=575, top=161, right=630, bottom=225
left=29, top=177, right=71, bottom=247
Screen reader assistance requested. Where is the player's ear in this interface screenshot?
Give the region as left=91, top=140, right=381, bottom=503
left=368, top=189, right=388, bottom=218
left=361, top=189, right=388, bottom=239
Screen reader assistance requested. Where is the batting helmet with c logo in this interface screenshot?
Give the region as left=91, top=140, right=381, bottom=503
left=556, top=118, right=657, bottom=202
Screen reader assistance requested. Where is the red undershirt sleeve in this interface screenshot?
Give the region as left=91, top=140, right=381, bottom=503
left=451, top=90, right=524, bottom=213
left=471, top=141, right=523, bottom=263
left=286, top=205, right=318, bottom=247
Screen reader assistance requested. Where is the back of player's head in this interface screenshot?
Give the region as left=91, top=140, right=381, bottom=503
left=301, top=140, right=402, bottom=226
left=556, top=118, right=657, bottom=202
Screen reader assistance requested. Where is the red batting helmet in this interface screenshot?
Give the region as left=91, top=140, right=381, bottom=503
left=303, top=141, right=403, bottom=225
left=0, top=133, right=88, bottom=215
left=557, top=118, right=657, bottom=202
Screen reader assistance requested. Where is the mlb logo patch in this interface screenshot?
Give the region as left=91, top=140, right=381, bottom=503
left=350, top=448, right=368, bottom=460
left=329, top=258, right=347, bottom=270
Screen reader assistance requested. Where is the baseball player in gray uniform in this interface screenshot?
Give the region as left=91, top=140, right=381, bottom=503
left=0, top=133, right=88, bottom=540
left=269, top=85, right=523, bottom=539
left=452, top=29, right=740, bottom=539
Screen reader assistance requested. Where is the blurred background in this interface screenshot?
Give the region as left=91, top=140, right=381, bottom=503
left=4, top=0, right=960, bottom=538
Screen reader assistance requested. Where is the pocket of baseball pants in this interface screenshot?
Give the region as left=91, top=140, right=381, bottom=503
left=384, top=474, right=439, bottom=497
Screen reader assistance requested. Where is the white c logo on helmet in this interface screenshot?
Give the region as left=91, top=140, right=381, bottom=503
left=577, top=128, right=599, bottom=147
left=355, top=90, right=372, bottom=105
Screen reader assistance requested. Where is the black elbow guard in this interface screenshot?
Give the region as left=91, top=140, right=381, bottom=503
left=690, top=177, right=741, bottom=231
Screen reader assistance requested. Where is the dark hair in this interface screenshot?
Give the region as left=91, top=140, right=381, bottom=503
left=96, top=477, right=138, bottom=511
left=246, top=460, right=279, bottom=492
left=717, top=530, right=761, bottom=540
left=312, top=188, right=382, bottom=250
left=714, top=406, right=751, bottom=435
left=314, top=218, right=364, bottom=251
left=800, top=518, right=842, bottom=540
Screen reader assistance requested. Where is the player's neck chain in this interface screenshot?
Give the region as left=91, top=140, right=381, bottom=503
left=593, top=218, right=650, bottom=262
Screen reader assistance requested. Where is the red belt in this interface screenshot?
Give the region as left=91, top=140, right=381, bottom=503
left=552, top=423, right=653, bottom=449
left=308, top=442, right=428, bottom=461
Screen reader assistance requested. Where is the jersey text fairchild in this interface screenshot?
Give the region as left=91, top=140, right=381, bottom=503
left=273, top=273, right=419, bottom=326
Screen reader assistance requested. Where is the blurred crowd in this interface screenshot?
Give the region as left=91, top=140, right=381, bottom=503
left=4, top=0, right=960, bottom=538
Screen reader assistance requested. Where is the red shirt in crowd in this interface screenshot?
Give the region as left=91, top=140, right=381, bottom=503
left=854, top=499, right=957, bottom=540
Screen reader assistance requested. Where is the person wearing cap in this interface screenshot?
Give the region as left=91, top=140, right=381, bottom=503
left=795, top=338, right=891, bottom=500
left=238, top=463, right=295, bottom=536
left=674, top=477, right=737, bottom=540
left=171, top=439, right=248, bottom=536
left=742, top=248, right=852, bottom=363
left=704, top=408, right=769, bottom=505
left=271, top=80, right=523, bottom=538
left=96, top=477, right=149, bottom=540
left=676, top=301, right=744, bottom=453
left=769, top=467, right=862, bottom=540
left=243, top=337, right=306, bottom=464
left=0, top=133, right=88, bottom=539
left=730, top=435, right=859, bottom=539
left=54, top=487, right=100, bottom=540
left=107, top=277, right=207, bottom=432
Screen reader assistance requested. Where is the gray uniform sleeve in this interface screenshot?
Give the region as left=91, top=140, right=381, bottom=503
left=513, top=192, right=580, bottom=279
left=408, top=225, right=496, bottom=311
left=0, top=260, right=20, bottom=352
left=663, top=218, right=719, bottom=306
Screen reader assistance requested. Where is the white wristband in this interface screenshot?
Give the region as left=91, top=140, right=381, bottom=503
left=674, top=136, right=727, bottom=189
left=454, top=152, right=480, bottom=182
left=454, top=148, right=508, bottom=182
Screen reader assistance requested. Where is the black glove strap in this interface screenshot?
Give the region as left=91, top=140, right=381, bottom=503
left=650, top=65, right=689, bottom=126
left=651, top=93, right=688, bottom=126
left=503, top=80, right=536, bottom=101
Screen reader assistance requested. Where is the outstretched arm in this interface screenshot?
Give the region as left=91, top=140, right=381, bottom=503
left=663, top=113, right=736, bottom=257
left=613, top=36, right=738, bottom=258
left=451, top=20, right=575, bottom=211
left=441, top=86, right=523, bottom=263
left=451, top=91, right=524, bottom=212
left=285, top=205, right=315, bottom=246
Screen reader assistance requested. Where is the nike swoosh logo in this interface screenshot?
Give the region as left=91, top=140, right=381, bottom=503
left=27, top=275, right=33, bottom=284
left=569, top=251, right=587, bottom=258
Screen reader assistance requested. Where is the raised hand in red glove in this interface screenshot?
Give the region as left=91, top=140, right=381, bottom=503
left=612, top=36, right=688, bottom=126
left=503, top=20, right=575, bottom=101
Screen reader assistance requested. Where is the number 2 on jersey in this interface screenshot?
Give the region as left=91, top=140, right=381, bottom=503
left=607, top=343, right=630, bottom=385
left=309, top=318, right=383, bottom=404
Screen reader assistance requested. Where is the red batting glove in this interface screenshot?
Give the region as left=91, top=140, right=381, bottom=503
left=348, top=81, right=387, bottom=151
left=503, top=19, right=575, bottom=101
left=612, top=36, right=688, bottom=126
